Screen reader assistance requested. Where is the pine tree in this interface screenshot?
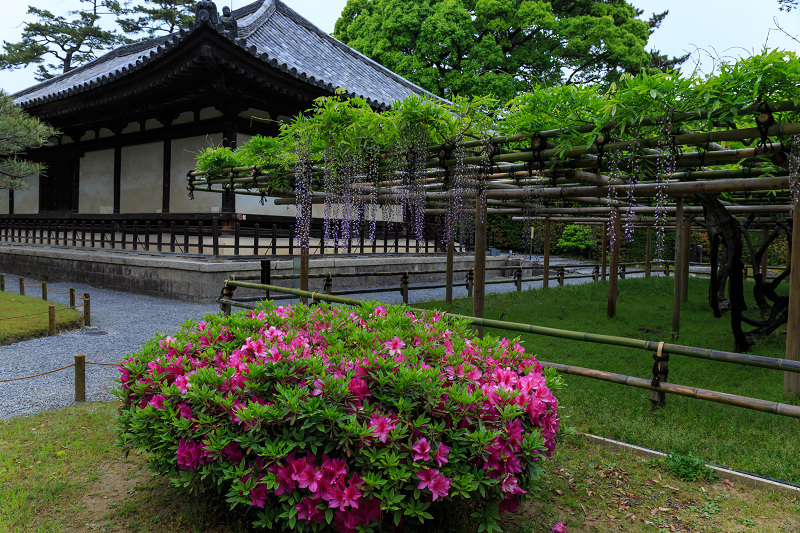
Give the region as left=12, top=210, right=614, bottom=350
left=0, top=0, right=129, bottom=80
left=0, top=92, right=55, bottom=190
left=118, top=0, right=197, bottom=40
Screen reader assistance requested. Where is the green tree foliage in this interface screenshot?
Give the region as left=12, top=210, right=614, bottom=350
left=117, top=0, right=196, bottom=40
left=334, top=0, right=684, bottom=100
left=779, top=0, right=798, bottom=11
left=0, top=92, right=55, bottom=189
left=0, top=0, right=130, bottom=80
left=555, top=224, right=596, bottom=256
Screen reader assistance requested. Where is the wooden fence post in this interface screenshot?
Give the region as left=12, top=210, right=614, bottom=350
left=0, top=274, right=4, bottom=292
left=75, top=354, right=86, bottom=402
left=324, top=274, right=333, bottom=295
left=649, top=342, right=668, bottom=407
left=70, top=288, right=75, bottom=309
left=558, top=267, right=565, bottom=286
left=48, top=306, right=56, bottom=336
left=401, top=272, right=409, bottom=304
left=42, top=281, right=48, bottom=300
left=785, top=205, right=800, bottom=398
left=466, top=268, right=474, bottom=298
left=515, top=268, right=522, bottom=292
left=19, top=277, right=24, bottom=296
left=620, top=264, right=626, bottom=279
left=83, top=294, right=91, bottom=326
left=261, top=260, right=271, bottom=301
left=543, top=217, right=551, bottom=288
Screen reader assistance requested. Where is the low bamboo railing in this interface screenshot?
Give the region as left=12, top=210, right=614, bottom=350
left=217, top=281, right=800, bottom=420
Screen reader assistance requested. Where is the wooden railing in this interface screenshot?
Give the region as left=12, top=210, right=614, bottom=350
left=0, top=215, right=457, bottom=257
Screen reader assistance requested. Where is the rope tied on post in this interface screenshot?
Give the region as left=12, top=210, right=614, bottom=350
left=652, top=341, right=669, bottom=387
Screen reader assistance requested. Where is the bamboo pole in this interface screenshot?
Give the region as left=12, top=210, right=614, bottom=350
left=645, top=227, right=652, bottom=278
left=446, top=240, right=454, bottom=304
left=607, top=214, right=620, bottom=318
left=681, top=215, right=691, bottom=302
left=473, top=195, right=487, bottom=337
left=223, top=280, right=800, bottom=375
left=543, top=217, right=551, bottom=288
left=672, top=199, right=685, bottom=337
left=785, top=205, right=800, bottom=398
left=601, top=222, right=608, bottom=281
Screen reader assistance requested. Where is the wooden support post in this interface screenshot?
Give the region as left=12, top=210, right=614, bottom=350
left=170, top=221, right=176, bottom=253
left=681, top=216, right=691, bottom=302
left=620, top=264, right=626, bottom=279
left=19, top=277, right=24, bottom=296
left=592, top=266, right=599, bottom=281
left=466, top=268, right=474, bottom=298
left=253, top=223, right=260, bottom=255
left=70, top=288, right=75, bottom=308
left=645, top=226, right=652, bottom=278
left=401, top=272, right=409, bottom=304
left=157, top=221, right=163, bottom=252
left=649, top=342, right=668, bottom=407
left=212, top=218, right=220, bottom=257
left=785, top=206, right=800, bottom=398
left=543, top=217, right=551, bottom=288
left=0, top=274, right=4, bottom=291
left=272, top=224, right=278, bottom=255
left=665, top=262, right=670, bottom=277
left=261, top=260, right=270, bottom=301
left=197, top=221, right=204, bottom=254
left=234, top=222, right=240, bottom=256
left=48, top=306, right=56, bottom=336
left=446, top=241, right=454, bottom=304
left=324, top=274, right=333, bottom=295
left=607, top=212, right=620, bottom=318
left=601, top=222, right=608, bottom=281
left=220, top=283, right=234, bottom=316
left=41, top=281, right=47, bottom=301
left=74, top=354, right=86, bottom=403
left=83, top=294, right=91, bottom=326
left=473, top=195, right=487, bottom=337
left=515, top=268, right=523, bottom=291
left=671, top=199, right=685, bottom=338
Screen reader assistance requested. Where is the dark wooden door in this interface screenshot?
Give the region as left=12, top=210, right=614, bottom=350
left=39, top=156, right=79, bottom=213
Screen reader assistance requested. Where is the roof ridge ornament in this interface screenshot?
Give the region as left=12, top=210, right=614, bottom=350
left=219, top=6, right=239, bottom=39
left=195, top=0, right=219, bottom=25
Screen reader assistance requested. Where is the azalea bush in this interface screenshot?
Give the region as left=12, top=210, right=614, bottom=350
left=116, top=301, right=564, bottom=532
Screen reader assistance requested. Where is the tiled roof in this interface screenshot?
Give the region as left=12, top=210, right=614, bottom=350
left=13, top=0, right=437, bottom=110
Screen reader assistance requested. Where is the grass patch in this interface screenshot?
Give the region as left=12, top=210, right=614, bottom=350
left=415, top=276, right=800, bottom=485
left=0, top=291, right=82, bottom=345
left=1, top=401, right=797, bottom=533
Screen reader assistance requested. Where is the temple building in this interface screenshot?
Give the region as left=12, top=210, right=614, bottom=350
left=3, top=0, right=432, bottom=221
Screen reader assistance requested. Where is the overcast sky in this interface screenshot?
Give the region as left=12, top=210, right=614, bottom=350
left=1, top=0, right=799, bottom=94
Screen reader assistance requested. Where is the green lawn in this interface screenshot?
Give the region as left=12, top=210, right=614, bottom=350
left=0, top=291, right=83, bottom=345
left=416, top=276, right=800, bottom=484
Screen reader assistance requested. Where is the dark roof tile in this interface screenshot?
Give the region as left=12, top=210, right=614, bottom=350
left=13, top=0, right=436, bottom=109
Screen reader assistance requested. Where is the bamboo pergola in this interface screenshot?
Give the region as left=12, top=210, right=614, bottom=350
left=187, top=98, right=800, bottom=398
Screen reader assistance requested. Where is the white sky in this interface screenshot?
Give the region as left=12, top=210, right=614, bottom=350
left=1, top=0, right=799, bottom=94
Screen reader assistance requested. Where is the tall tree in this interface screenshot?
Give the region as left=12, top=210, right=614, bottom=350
left=117, top=0, right=197, bottom=40
left=334, top=0, right=684, bottom=100
left=0, top=0, right=129, bottom=81
left=779, top=0, right=798, bottom=11
left=0, top=92, right=55, bottom=190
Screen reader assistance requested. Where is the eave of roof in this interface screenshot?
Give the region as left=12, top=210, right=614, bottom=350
left=13, top=0, right=439, bottom=111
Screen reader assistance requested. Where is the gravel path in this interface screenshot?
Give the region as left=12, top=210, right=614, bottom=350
left=0, top=257, right=660, bottom=420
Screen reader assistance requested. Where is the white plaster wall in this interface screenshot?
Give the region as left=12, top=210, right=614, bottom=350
left=170, top=134, right=223, bottom=213
left=79, top=149, right=115, bottom=214
left=14, top=173, right=39, bottom=213
left=0, top=189, right=8, bottom=214
left=120, top=142, right=163, bottom=213
left=199, top=107, right=223, bottom=120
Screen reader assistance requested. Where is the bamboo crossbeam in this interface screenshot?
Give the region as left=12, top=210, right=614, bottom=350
left=223, top=281, right=800, bottom=375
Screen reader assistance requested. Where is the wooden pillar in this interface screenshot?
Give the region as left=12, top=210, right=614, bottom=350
left=681, top=216, right=691, bottom=302
left=113, top=142, right=122, bottom=214
left=446, top=240, right=454, bottom=304
left=645, top=226, right=652, bottom=278
left=543, top=217, right=551, bottom=288
left=162, top=139, right=171, bottom=213
left=785, top=206, right=800, bottom=398
left=671, top=199, right=685, bottom=337
left=473, top=195, right=487, bottom=337
left=607, top=212, right=620, bottom=318
left=601, top=222, right=608, bottom=281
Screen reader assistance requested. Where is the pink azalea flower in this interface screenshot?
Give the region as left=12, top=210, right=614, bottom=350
left=148, top=395, right=166, bottom=409
left=368, top=414, right=397, bottom=443
left=416, top=469, right=450, bottom=500
left=384, top=336, right=406, bottom=356
left=177, top=403, right=193, bottom=420
left=348, top=378, right=371, bottom=400
left=174, top=374, right=189, bottom=393
left=340, top=484, right=363, bottom=509
left=433, top=443, right=449, bottom=467
left=551, top=522, right=568, bottom=533
left=250, top=481, right=268, bottom=508
left=158, top=336, right=176, bottom=349
left=176, top=438, right=205, bottom=471
left=222, top=441, right=242, bottom=463
left=296, top=496, right=324, bottom=524
left=412, top=438, right=431, bottom=462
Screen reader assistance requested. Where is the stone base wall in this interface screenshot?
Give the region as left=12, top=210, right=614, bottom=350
left=0, top=244, right=516, bottom=303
